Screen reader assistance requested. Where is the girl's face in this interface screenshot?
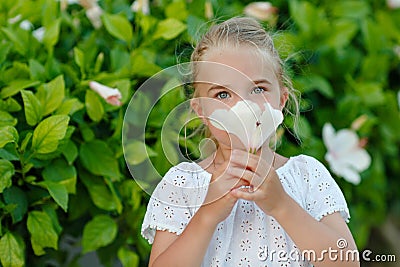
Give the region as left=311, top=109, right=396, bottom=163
left=191, top=45, right=288, bottom=150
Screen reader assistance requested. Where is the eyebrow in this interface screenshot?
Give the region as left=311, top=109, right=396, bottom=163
left=253, top=79, right=272, bottom=85
left=207, top=79, right=272, bottom=91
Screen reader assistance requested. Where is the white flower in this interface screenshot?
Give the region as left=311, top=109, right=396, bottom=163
left=79, top=0, right=103, bottom=28
left=131, top=0, right=150, bottom=15
left=209, top=100, right=283, bottom=153
left=19, top=20, right=33, bottom=31
left=387, top=0, right=400, bottom=9
left=322, top=123, right=371, bottom=185
left=7, top=15, right=33, bottom=30
left=32, top=27, right=45, bottom=42
left=89, top=81, right=122, bottom=106
left=244, top=2, right=278, bottom=22
left=85, top=4, right=103, bottom=29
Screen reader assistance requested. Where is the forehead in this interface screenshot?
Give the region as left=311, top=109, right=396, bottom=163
left=195, top=46, right=278, bottom=86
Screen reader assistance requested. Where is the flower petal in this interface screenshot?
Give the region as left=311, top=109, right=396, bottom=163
left=338, top=148, right=371, bottom=172
left=89, top=81, right=122, bottom=106
left=322, top=123, right=336, bottom=151
left=259, top=102, right=283, bottom=138
left=330, top=129, right=359, bottom=155
left=340, top=167, right=362, bottom=185
left=209, top=101, right=259, bottom=149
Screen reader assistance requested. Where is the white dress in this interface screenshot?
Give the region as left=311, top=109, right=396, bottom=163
left=141, top=155, right=350, bottom=267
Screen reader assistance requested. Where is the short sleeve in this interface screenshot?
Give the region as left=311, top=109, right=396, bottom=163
left=141, top=163, right=211, bottom=244
left=301, top=156, right=350, bottom=223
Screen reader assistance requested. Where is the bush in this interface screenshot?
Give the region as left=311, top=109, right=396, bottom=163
left=0, top=0, right=399, bottom=266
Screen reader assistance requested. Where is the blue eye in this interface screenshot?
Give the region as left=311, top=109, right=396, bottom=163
left=217, top=91, right=230, bottom=99
left=252, top=87, right=265, bottom=94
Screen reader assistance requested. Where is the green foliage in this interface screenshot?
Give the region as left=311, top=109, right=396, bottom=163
left=0, top=0, right=399, bottom=266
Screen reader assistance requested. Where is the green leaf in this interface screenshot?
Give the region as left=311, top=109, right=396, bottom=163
left=43, top=158, right=77, bottom=194
left=0, top=98, right=22, bottom=112
left=20, top=132, right=32, bottom=152
left=43, top=18, right=61, bottom=49
left=130, top=51, right=162, bottom=77
left=21, top=90, right=42, bottom=126
left=62, top=139, right=78, bottom=165
left=102, top=13, right=133, bottom=44
left=31, top=115, right=70, bottom=154
left=27, top=211, right=58, bottom=256
left=55, top=98, right=84, bottom=115
left=82, top=215, right=118, bottom=254
left=1, top=27, right=26, bottom=56
left=80, top=140, right=120, bottom=179
left=331, top=1, right=370, bottom=19
left=326, top=19, right=358, bottom=48
left=0, top=42, right=12, bottom=64
left=0, top=126, right=18, bottom=148
left=118, top=247, right=139, bottom=267
left=85, top=90, right=104, bottom=122
left=295, top=74, right=334, bottom=98
left=1, top=80, right=41, bottom=99
left=0, top=111, right=17, bottom=127
left=0, top=145, right=19, bottom=161
left=39, top=180, right=68, bottom=212
left=165, top=0, right=188, bottom=21
left=74, top=47, right=85, bottom=77
left=3, top=187, right=28, bottom=224
left=80, top=172, right=122, bottom=212
left=0, top=232, right=25, bottom=267
left=124, top=141, right=156, bottom=165
left=36, top=75, right=65, bottom=116
left=0, top=159, right=14, bottom=194
left=29, top=59, right=47, bottom=81
left=42, top=205, right=63, bottom=235
left=153, top=18, right=187, bottom=40
left=73, top=47, right=84, bottom=69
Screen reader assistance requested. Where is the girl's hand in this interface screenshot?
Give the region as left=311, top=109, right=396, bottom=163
left=228, top=149, right=290, bottom=217
left=200, top=160, right=249, bottom=226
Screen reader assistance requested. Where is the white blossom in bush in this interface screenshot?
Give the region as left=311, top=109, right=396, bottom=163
left=131, top=0, right=150, bottom=15
left=244, top=2, right=278, bottom=22
left=387, top=0, right=400, bottom=9
left=32, top=27, right=45, bottom=42
left=322, top=123, right=371, bottom=185
left=80, top=0, right=103, bottom=29
left=89, top=81, right=122, bottom=106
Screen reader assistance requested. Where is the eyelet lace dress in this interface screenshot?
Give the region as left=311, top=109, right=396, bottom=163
left=141, top=155, right=350, bottom=267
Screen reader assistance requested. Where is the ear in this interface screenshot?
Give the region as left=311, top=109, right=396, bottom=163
left=279, top=87, right=289, bottom=110
left=190, top=98, right=207, bottom=124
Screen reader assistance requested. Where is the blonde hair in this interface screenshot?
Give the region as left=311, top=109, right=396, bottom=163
left=188, top=16, right=301, bottom=144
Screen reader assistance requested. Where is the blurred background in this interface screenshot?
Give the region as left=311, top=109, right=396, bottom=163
left=0, top=0, right=399, bottom=266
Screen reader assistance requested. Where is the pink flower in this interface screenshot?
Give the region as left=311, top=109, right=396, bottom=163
left=244, top=2, right=278, bottom=22
left=387, top=0, right=400, bottom=9
left=89, top=81, right=122, bottom=106
left=322, top=123, right=371, bottom=185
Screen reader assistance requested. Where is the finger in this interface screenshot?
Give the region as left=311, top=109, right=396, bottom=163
left=227, top=166, right=255, bottom=183
left=230, top=150, right=259, bottom=170
left=227, top=166, right=265, bottom=188
left=230, top=186, right=256, bottom=201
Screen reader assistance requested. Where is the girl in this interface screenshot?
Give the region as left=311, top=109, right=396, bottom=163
left=141, top=17, right=359, bottom=267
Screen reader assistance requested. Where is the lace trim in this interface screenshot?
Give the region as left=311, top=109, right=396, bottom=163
left=141, top=223, right=182, bottom=244
left=314, top=207, right=350, bottom=223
